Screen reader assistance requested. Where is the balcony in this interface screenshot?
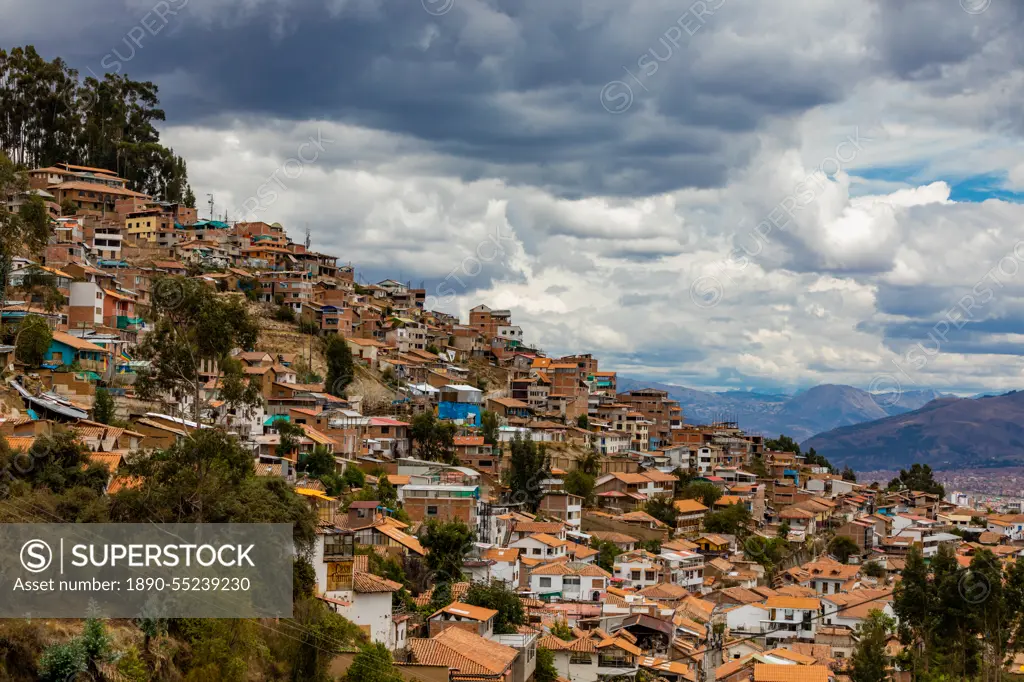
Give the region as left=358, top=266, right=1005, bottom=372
left=597, top=657, right=635, bottom=669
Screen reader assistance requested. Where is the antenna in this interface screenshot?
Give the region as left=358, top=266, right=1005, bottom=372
left=206, top=193, right=215, bottom=220
left=305, top=224, right=311, bottom=250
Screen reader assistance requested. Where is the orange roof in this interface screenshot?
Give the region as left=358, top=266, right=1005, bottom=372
left=431, top=601, right=498, bottom=622
left=753, top=663, right=830, bottom=682
left=454, top=436, right=486, bottom=446
left=409, top=627, right=517, bottom=676
left=764, top=596, right=821, bottom=610
left=674, top=499, right=709, bottom=513
left=51, top=331, right=111, bottom=354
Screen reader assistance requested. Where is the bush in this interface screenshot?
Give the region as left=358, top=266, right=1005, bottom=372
left=273, top=305, right=296, bottom=323
left=38, top=640, right=86, bottom=682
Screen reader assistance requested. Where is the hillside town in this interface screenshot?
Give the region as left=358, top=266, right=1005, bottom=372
left=5, top=159, right=1024, bottom=682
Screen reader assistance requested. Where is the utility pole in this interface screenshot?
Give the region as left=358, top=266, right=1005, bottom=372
left=206, top=193, right=215, bottom=220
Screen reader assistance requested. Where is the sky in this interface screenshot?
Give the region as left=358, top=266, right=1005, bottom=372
left=6, top=0, right=1024, bottom=395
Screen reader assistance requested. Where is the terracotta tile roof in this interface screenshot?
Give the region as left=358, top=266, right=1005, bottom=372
left=674, top=499, right=710, bottom=513
left=537, top=635, right=571, bottom=650
left=529, top=533, right=568, bottom=548
left=637, top=583, right=690, bottom=600
left=431, top=601, right=498, bottom=622
left=764, top=596, right=821, bottom=610
left=589, top=531, right=639, bottom=544
left=409, top=628, right=517, bottom=676
left=453, top=436, right=486, bottom=446
left=483, top=547, right=520, bottom=562
left=353, top=572, right=402, bottom=593
left=753, top=663, right=830, bottom=681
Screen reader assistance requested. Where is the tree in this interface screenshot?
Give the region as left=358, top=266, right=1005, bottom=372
left=594, top=539, right=619, bottom=573
left=341, top=465, right=366, bottom=490
left=464, top=581, right=527, bottom=634
left=577, top=449, right=601, bottom=477
left=576, top=414, right=589, bottom=429
left=506, top=434, right=550, bottom=512
left=14, top=314, right=52, bottom=366
left=274, top=304, right=296, bottom=322
left=765, top=434, right=800, bottom=454
left=37, top=640, right=86, bottom=682
left=563, top=470, right=595, bottom=506
left=849, top=610, right=895, bottom=682
left=803, top=447, right=836, bottom=473
left=134, top=276, right=260, bottom=426
left=481, top=409, right=499, bottom=445
left=776, top=521, right=791, bottom=538
left=535, top=647, right=559, bottom=682
left=841, top=466, right=857, bottom=482
left=550, top=619, right=574, bottom=641
left=419, top=519, right=475, bottom=584
left=276, top=420, right=306, bottom=459
left=110, top=427, right=317, bottom=550
left=0, top=152, right=51, bottom=312
left=644, top=497, right=678, bottom=528
left=702, top=503, right=751, bottom=537
left=678, top=481, right=722, bottom=508
left=324, top=335, right=355, bottom=398
left=301, top=444, right=336, bottom=478
left=344, top=642, right=403, bottom=682
left=428, top=580, right=454, bottom=613
left=288, top=599, right=366, bottom=682
left=92, top=387, right=116, bottom=425
left=888, top=463, right=945, bottom=497
left=743, top=535, right=789, bottom=574
left=862, top=561, right=885, bottom=579
left=828, top=536, right=861, bottom=563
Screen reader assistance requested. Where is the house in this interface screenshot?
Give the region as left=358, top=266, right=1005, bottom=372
left=45, top=331, right=111, bottom=372
left=511, top=533, right=568, bottom=562
left=319, top=568, right=404, bottom=649
left=428, top=602, right=497, bottom=638
left=762, top=596, right=821, bottom=645
left=541, top=631, right=641, bottom=682
left=408, top=627, right=522, bottom=682
left=529, top=561, right=610, bottom=602
left=613, top=549, right=662, bottom=589
left=674, top=498, right=709, bottom=536
left=538, top=491, right=584, bottom=530
left=694, top=534, right=731, bottom=555
left=487, top=396, right=533, bottom=419
left=479, top=547, right=521, bottom=587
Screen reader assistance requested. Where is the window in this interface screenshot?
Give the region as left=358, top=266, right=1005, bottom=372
left=539, top=577, right=551, bottom=588
left=426, top=505, right=438, bottom=516
left=569, top=653, right=591, bottom=665
left=631, top=570, right=641, bottom=581
left=532, top=548, right=541, bottom=555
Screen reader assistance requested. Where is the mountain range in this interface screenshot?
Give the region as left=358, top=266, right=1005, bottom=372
left=616, top=378, right=946, bottom=442
left=803, top=391, right=1024, bottom=470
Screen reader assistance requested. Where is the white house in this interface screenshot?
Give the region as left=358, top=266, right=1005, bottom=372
left=821, top=590, right=895, bottom=631
left=529, top=561, right=610, bottom=602
left=724, top=602, right=770, bottom=638
left=613, top=550, right=663, bottom=590
left=511, top=533, right=568, bottom=562
left=761, top=596, right=820, bottom=644
left=658, top=549, right=704, bottom=591
left=313, top=532, right=403, bottom=650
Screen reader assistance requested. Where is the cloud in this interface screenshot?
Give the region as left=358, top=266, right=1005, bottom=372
left=5, top=0, right=1024, bottom=393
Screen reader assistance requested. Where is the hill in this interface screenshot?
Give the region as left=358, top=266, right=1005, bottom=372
left=617, top=378, right=946, bottom=441
left=802, top=391, right=1024, bottom=470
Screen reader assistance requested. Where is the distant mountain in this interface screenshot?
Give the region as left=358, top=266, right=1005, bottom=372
left=616, top=378, right=951, bottom=442
left=803, top=391, right=1024, bottom=471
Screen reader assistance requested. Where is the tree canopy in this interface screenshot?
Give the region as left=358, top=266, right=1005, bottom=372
left=888, top=463, right=945, bottom=497
left=135, top=276, right=261, bottom=424
left=505, top=434, right=550, bottom=512
left=419, top=519, right=475, bottom=584
left=0, top=46, right=193, bottom=203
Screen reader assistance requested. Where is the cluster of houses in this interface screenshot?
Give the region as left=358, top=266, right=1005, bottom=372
left=10, top=161, right=1024, bottom=682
